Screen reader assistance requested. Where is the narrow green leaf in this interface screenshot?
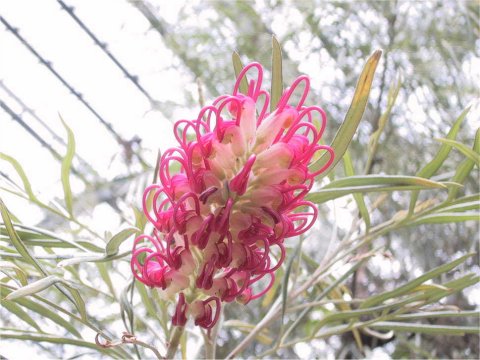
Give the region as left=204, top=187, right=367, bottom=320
left=435, top=137, right=480, bottom=166
left=437, top=200, right=479, bottom=213
left=409, top=107, right=470, bottom=212
left=60, top=118, right=76, bottom=217
left=0, top=331, right=118, bottom=356
left=3, top=274, right=87, bottom=322
left=0, top=261, right=28, bottom=286
left=426, top=274, right=479, bottom=304
left=232, top=51, right=248, bottom=94
left=284, top=259, right=368, bottom=342
left=360, top=253, right=474, bottom=309
left=223, top=320, right=273, bottom=345
left=5, top=275, right=62, bottom=300
left=307, top=174, right=450, bottom=203
left=270, top=36, right=283, bottom=112
left=57, top=252, right=130, bottom=267
left=0, top=156, right=63, bottom=217
left=56, top=227, right=138, bottom=267
left=0, top=153, right=39, bottom=203
left=325, top=175, right=447, bottom=189
left=120, top=280, right=135, bottom=333
left=447, top=128, right=479, bottom=200
left=136, top=282, right=158, bottom=320
left=63, top=283, right=87, bottom=322
left=369, top=321, right=479, bottom=335
left=0, top=287, right=81, bottom=338
left=1, top=301, right=43, bottom=332
left=394, top=310, right=480, bottom=320
left=410, top=212, right=479, bottom=225
left=364, top=75, right=402, bottom=173
left=0, top=198, right=49, bottom=277
left=309, top=50, right=382, bottom=177
left=433, top=193, right=480, bottom=212
left=105, top=227, right=139, bottom=257
left=133, top=206, right=147, bottom=232
left=0, top=223, right=100, bottom=251
left=96, top=262, right=116, bottom=298
left=308, top=185, right=441, bottom=204
left=343, top=150, right=370, bottom=229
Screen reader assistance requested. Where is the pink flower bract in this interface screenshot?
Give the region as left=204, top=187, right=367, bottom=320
left=131, top=62, right=334, bottom=329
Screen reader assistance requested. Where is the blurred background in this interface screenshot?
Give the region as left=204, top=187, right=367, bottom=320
left=1, top=0, right=479, bottom=358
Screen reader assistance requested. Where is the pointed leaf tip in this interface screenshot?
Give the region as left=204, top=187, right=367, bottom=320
left=310, top=51, right=382, bottom=177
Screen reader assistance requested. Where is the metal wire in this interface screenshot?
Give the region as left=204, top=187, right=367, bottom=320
left=57, top=0, right=158, bottom=106
left=0, top=80, right=97, bottom=176
left=0, top=99, right=87, bottom=181
left=0, top=15, right=150, bottom=167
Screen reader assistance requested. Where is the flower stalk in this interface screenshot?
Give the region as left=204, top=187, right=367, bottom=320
left=165, top=326, right=184, bottom=359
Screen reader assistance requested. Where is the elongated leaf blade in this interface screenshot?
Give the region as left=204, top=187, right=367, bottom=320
left=410, top=212, right=479, bottom=225
left=310, top=50, right=382, bottom=177
left=435, top=137, right=480, bottom=166
left=105, top=227, right=139, bottom=257
left=437, top=200, right=480, bottom=213
left=369, top=322, right=479, bottom=335
left=324, top=175, right=447, bottom=189
left=0, top=261, right=28, bottom=285
left=0, top=286, right=81, bottom=338
left=0, top=198, right=48, bottom=276
left=0, top=331, right=118, bottom=356
left=1, top=302, right=43, bottom=332
left=343, top=150, right=370, bottom=229
left=394, top=310, right=480, bottom=320
left=5, top=275, right=62, bottom=300
left=409, top=107, right=470, bottom=212
left=308, top=184, right=443, bottom=204
left=223, top=320, right=273, bottom=345
left=3, top=273, right=87, bottom=322
left=360, top=253, right=474, bottom=309
left=447, top=128, right=479, bottom=200
left=60, top=118, right=76, bottom=217
left=232, top=51, right=248, bottom=94
left=364, top=75, right=402, bottom=173
left=0, top=153, right=39, bottom=203
left=270, top=36, right=283, bottom=112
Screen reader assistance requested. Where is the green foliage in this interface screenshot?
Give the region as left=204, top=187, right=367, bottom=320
left=310, top=50, right=382, bottom=177
left=1, top=2, right=478, bottom=359
left=60, top=118, right=75, bottom=218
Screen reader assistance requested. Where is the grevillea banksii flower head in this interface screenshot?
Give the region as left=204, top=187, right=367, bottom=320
left=131, top=62, right=334, bottom=329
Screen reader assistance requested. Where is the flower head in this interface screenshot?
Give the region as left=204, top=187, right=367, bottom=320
left=131, top=62, right=334, bottom=328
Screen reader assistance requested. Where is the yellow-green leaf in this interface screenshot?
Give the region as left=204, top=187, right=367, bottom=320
left=5, top=275, right=62, bottom=300
left=0, top=153, right=39, bottom=203
left=435, top=137, right=480, bottom=166
left=447, top=128, right=479, bottom=200
left=105, top=227, right=139, bottom=257
left=410, top=212, right=479, bottom=225
left=60, top=117, right=76, bottom=217
left=409, top=107, right=470, bottom=213
left=270, top=35, right=283, bottom=112
left=343, top=150, right=370, bottom=229
left=369, top=322, right=479, bottom=335
left=310, top=50, right=382, bottom=177
left=232, top=51, right=248, bottom=94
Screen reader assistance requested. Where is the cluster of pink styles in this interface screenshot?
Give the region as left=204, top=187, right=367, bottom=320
left=131, top=63, right=334, bottom=329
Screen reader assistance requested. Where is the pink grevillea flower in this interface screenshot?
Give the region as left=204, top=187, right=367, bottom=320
left=131, top=63, right=334, bottom=329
